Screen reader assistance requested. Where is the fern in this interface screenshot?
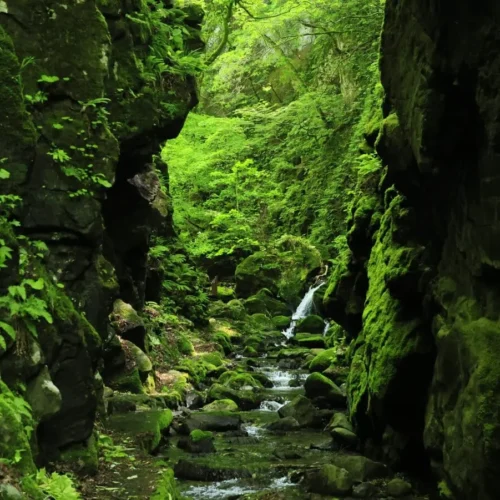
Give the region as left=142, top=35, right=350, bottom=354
left=36, top=469, right=81, bottom=500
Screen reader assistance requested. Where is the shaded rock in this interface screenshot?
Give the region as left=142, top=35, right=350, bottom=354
left=305, top=464, right=354, bottom=495
left=296, top=315, right=326, bottom=334
left=328, top=412, right=354, bottom=433
left=304, top=372, right=346, bottom=407
left=331, top=427, right=359, bottom=450
left=107, top=410, right=173, bottom=453
left=244, top=296, right=269, bottom=315
left=208, top=383, right=263, bottom=410
left=309, top=348, right=338, bottom=372
left=26, top=366, right=62, bottom=423
left=293, top=333, right=326, bottom=349
left=202, top=399, right=239, bottom=412
left=178, top=430, right=215, bottom=454
left=266, top=416, right=300, bottom=432
left=386, top=478, right=412, bottom=497
left=272, top=315, right=292, bottom=330
left=110, top=299, right=146, bottom=350
left=59, top=433, right=99, bottom=476
left=125, top=341, right=152, bottom=382
left=330, top=455, right=388, bottom=482
left=180, top=413, right=242, bottom=434
left=353, top=482, right=377, bottom=498
left=208, top=300, right=247, bottom=321
left=235, top=254, right=281, bottom=298
left=0, top=485, right=23, bottom=500
left=174, top=459, right=251, bottom=481
left=278, top=395, right=315, bottom=427
left=323, top=365, right=349, bottom=385
left=273, top=448, right=303, bottom=460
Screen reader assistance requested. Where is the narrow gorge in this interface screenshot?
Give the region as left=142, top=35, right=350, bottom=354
left=0, top=1, right=499, bottom=499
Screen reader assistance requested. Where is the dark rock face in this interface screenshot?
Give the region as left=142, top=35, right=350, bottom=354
left=327, top=1, right=500, bottom=497
left=0, top=0, right=201, bottom=463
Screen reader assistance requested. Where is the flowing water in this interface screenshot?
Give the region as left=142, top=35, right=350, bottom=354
left=282, top=282, right=326, bottom=339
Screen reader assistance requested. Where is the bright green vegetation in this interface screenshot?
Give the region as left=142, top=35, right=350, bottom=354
left=164, top=0, right=384, bottom=276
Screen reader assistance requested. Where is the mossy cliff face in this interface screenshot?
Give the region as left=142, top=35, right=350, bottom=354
left=0, top=0, right=201, bottom=464
left=326, top=1, right=500, bottom=497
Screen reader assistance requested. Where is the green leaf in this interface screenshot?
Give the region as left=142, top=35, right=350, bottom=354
left=0, top=168, right=10, bottom=179
left=0, top=321, right=16, bottom=341
left=38, top=75, right=60, bottom=84
left=24, top=278, right=45, bottom=291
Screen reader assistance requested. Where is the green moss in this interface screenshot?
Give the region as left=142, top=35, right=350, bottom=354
left=202, top=399, right=239, bottom=412
left=108, top=368, right=145, bottom=394
left=150, top=468, right=185, bottom=500
left=178, top=334, right=194, bottom=355
left=235, top=252, right=282, bottom=298
left=199, top=351, right=224, bottom=367
left=217, top=286, right=236, bottom=303
left=59, top=432, right=99, bottom=475
left=0, top=381, right=36, bottom=474
left=249, top=313, right=273, bottom=331
left=208, top=299, right=247, bottom=321
left=244, top=296, right=269, bottom=315
left=190, top=429, right=214, bottom=443
left=309, top=348, right=338, bottom=372
left=212, top=331, right=233, bottom=354
left=272, top=315, right=292, bottom=329
left=218, top=371, right=263, bottom=390
left=107, top=409, right=173, bottom=453
left=296, top=315, right=325, bottom=334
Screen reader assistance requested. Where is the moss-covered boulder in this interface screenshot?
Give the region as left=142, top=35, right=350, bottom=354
left=249, top=313, right=274, bottom=331
left=305, top=373, right=346, bottom=407
left=218, top=371, right=263, bottom=391
left=174, top=459, right=251, bottom=482
left=217, top=286, right=236, bottom=303
left=202, top=399, right=239, bottom=412
left=293, top=333, right=326, bottom=349
left=296, top=315, right=326, bottom=334
left=108, top=367, right=144, bottom=394
left=207, top=383, right=263, bottom=411
left=244, top=296, right=270, bottom=315
left=305, top=464, right=354, bottom=496
left=266, top=416, right=300, bottom=432
left=107, top=409, right=173, bottom=453
left=178, top=430, right=215, bottom=454
left=278, top=395, right=315, bottom=427
left=329, top=455, right=388, bottom=482
left=151, top=469, right=185, bottom=500
left=111, top=300, right=146, bottom=350
left=180, top=413, right=241, bottom=434
left=208, top=299, right=247, bottom=321
left=272, top=315, right=292, bottom=330
left=59, top=433, right=99, bottom=475
left=235, top=252, right=282, bottom=298
left=309, top=348, right=338, bottom=372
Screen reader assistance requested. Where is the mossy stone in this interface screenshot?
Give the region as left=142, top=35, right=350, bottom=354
left=304, top=372, right=346, bottom=407
left=305, top=464, right=354, bottom=495
left=235, top=252, right=281, bottom=298
left=150, top=469, right=184, bottom=500
left=207, top=383, right=262, bottom=411
left=294, top=333, right=326, bottom=349
left=272, top=315, right=292, bottom=329
left=59, top=432, right=99, bottom=475
left=107, top=409, right=173, bottom=453
left=296, top=315, right=326, bottom=334
left=108, top=367, right=144, bottom=394
left=309, top=347, right=338, bottom=372
left=202, top=399, right=239, bottom=412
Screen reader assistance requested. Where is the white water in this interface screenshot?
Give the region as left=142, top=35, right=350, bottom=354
left=184, top=476, right=294, bottom=499
left=259, top=400, right=284, bottom=412
left=282, top=282, right=325, bottom=339
left=323, top=320, right=331, bottom=336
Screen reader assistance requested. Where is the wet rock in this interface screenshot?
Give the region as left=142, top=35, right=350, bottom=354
left=174, top=459, right=251, bottom=481
left=353, top=482, right=377, bottom=498
left=304, top=372, right=346, bottom=407
left=293, top=333, right=326, bottom=349
left=312, top=409, right=335, bottom=428
left=266, top=416, right=300, bottom=432
left=323, top=365, right=349, bottom=385
left=186, top=391, right=205, bottom=410
left=331, top=427, right=359, bottom=450
left=288, top=379, right=302, bottom=388
left=330, top=455, right=388, bottom=482
left=110, top=299, right=146, bottom=350
left=308, top=348, right=338, bottom=372
left=272, top=315, right=292, bottom=329
left=125, top=341, right=152, bottom=382
left=328, top=412, right=354, bottom=433
left=310, top=439, right=333, bottom=451
left=178, top=430, right=215, bottom=454
left=179, top=413, right=242, bottom=434
left=296, top=315, right=326, bottom=334
left=26, top=366, right=62, bottom=423
left=202, top=399, right=239, bottom=412
left=278, top=395, right=315, bottom=427
left=305, top=464, right=354, bottom=495
left=386, top=478, right=412, bottom=497
left=250, top=372, right=274, bottom=388
left=208, top=383, right=263, bottom=410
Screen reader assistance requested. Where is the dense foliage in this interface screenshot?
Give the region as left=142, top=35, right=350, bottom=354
left=164, top=0, right=384, bottom=274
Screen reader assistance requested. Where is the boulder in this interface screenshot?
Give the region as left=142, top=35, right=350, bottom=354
left=107, top=410, right=173, bottom=453
left=0, top=485, right=24, bottom=500
left=110, top=299, right=146, bottom=350
left=179, top=413, right=242, bottom=434
left=328, top=412, right=354, bottom=433
left=293, top=333, right=326, bottom=349
left=278, top=395, right=315, bottom=427
left=235, top=253, right=281, bottom=298
left=330, top=455, right=388, bottom=482
left=323, top=365, right=349, bottom=385
left=208, top=384, right=263, bottom=410
left=309, top=347, right=338, bottom=372
left=272, top=315, right=292, bottom=330
left=125, top=341, right=152, bottom=381
left=208, top=300, right=247, bottom=321
left=244, top=296, right=269, bottom=315
left=174, top=459, right=251, bottom=482
left=177, top=430, right=215, bottom=454
left=353, top=482, right=378, bottom=498
left=26, top=366, right=62, bottom=423
left=331, top=427, right=358, bottom=449
left=296, top=315, right=326, bottom=334
left=304, top=372, right=346, bottom=407
left=305, top=464, right=354, bottom=496
left=386, top=478, right=412, bottom=497
left=266, top=416, right=300, bottom=432
left=202, top=399, right=239, bottom=412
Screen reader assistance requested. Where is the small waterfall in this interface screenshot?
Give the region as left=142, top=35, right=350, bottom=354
left=323, top=320, right=330, bottom=337
left=282, top=282, right=325, bottom=339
